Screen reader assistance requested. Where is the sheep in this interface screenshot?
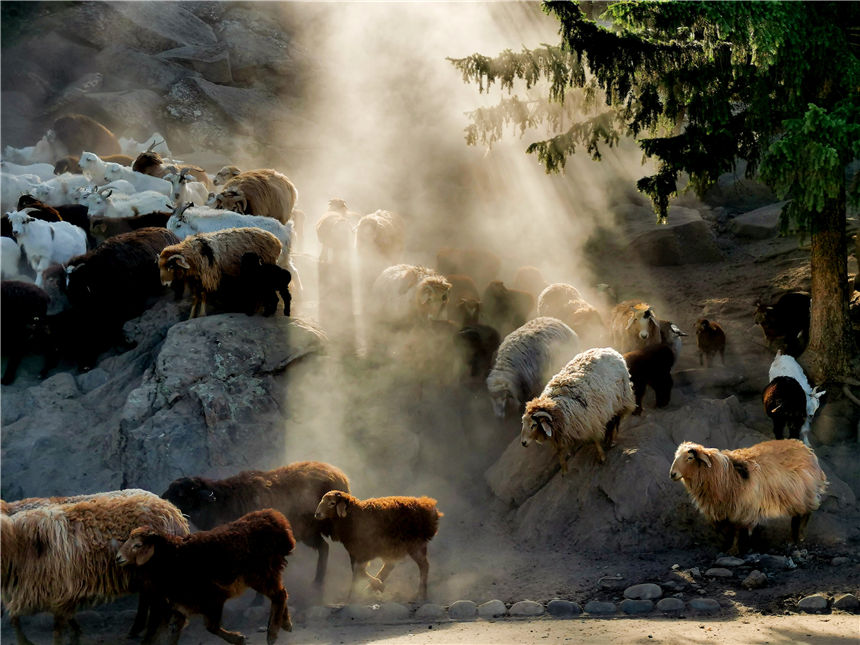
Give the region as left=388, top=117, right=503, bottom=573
left=315, top=200, right=358, bottom=264
left=610, top=299, right=662, bottom=352
left=355, top=209, right=405, bottom=297
left=213, top=165, right=241, bottom=186
left=766, top=351, right=825, bottom=446
left=89, top=211, right=171, bottom=243
left=436, top=246, right=500, bottom=289
left=239, top=252, right=292, bottom=316
left=482, top=280, right=535, bottom=337
left=213, top=169, right=298, bottom=224
left=103, top=162, right=173, bottom=195
left=27, top=173, right=92, bottom=206
left=1, top=172, right=40, bottom=212
left=117, top=509, right=294, bottom=645
left=58, top=152, right=133, bottom=176
left=456, top=296, right=482, bottom=327
left=1, top=237, right=25, bottom=281
left=521, top=347, right=636, bottom=471
left=657, top=319, right=687, bottom=360
left=6, top=210, right=87, bottom=287
left=696, top=318, right=726, bottom=367
left=161, top=461, right=350, bottom=591
left=0, top=160, right=56, bottom=181
left=537, top=282, right=606, bottom=346
left=623, top=343, right=675, bottom=416
left=445, top=274, right=481, bottom=317
left=369, top=264, right=451, bottom=330
left=1, top=489, right=189, bottom=645
left=84, top=188, right=173, bottom=219
left=132, top=150, right=211, bottom=188
left=456, top=321, right=501, bottom=383
left=164, top=169, right=210, bottom=206
left=313, top=491, right=442, bottom=602
left=167, top=203, right=301, bottom=290
left=669, top=440, right=829, bottom=554
left=48, top=113, right=121, bottom=158
left=511, top=265, right=547, bottom=300
left=78, top=150, right=134, bottom=183
left=1, top=280, right=50, bottom=384
left=159, top=228, right=282, bottom=319
left=754, top=292, right=811, bottom=356
left=763, top=376, right=808, bottom=441
left=487, top=316, right=580, bottom=419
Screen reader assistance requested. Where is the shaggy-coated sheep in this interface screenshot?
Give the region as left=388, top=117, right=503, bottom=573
left=239, top=252, right=292, bottom=316
left=161, top=461, right=350, bottom=591
left=445, top=275, right=481, bottom=316
left=89, top=211, right=172, bottom=243
left=696, top=318, right=726, bottom=367
left=315, top=205, right=355, bottom=264
left=158, top=228, right=281, bottom=319
left=610, top=299, right=662, bottom=352
left=521, top=347, right=635, bottom=471
left=482, top=280, right=535, bottom=337
left=766, top=351, right=825, bottom=446
left=456, top=322, right=501, bottom=383
left=314, top=491, right=442, bottom=602
left=132, top=150, right=211, bottom=188
left=537, top=282, right=606, bottom=347
left=213, top=165, right=241, bottom=186
left=117, top=509, right=295, bottom=645
left=669, top=440, right=829, bottom=554
left=754, top=292, right=810, bottom=356
left=370, top=264, right=451, bottom=328
left=436, top=246, right=500, bottom=289
left=46, top=114, right=121, bottom=160
left=1, top=280, right=50, bottom=384
left=355, top=209, right=405, bottom=299
left=214, top=169, right=298, bottom=224
left=1, top=490, right=189, bottom=645
left=486, top=316, right=580, bottom=419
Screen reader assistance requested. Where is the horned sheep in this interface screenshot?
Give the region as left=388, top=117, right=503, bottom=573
left=669, top=440, right=828, bottom=554
left=161, top=461, right=350, bottom=590
left=521, top=347, right=636, bottom=471
left=314, top=491, right=442, bottom=602
left=765, top=351, right=825, bottom=446
left=610, top=299, right=662, bottom=352
left=6, top=210, right=87, bottom=287
left=213, top=169, right=298, bottom=224
left=0, top=489, right=189, bottom=645
left=158, top=227, right=282, bottom=318
left=117, top=509, right=295, bottom=645
left=486, top=316, right=580, bottom=419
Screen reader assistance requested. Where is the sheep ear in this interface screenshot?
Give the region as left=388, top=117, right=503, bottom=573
left=419, top=285, right=432, bottom=305
left=688, top=448, right=711, bottom=467
left=671, top=324, right=687, bottom=337
left=136, top=543, right=155, bottom=566
left=539, top=420, right=552, bottom=438
left=336, top=500, right=348, bottom=518
left=625, top=316, right=635, bottom=330
left=172, top=256, right=190, bottom=270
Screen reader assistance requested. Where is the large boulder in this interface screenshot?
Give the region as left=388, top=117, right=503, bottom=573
left=158, top=45, right=233, bottom=84
left=622, top=206, right=723, bottom=266
left=730, top=202, right=788, bottom=240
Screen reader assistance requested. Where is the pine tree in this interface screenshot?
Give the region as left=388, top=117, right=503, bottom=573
left=450, top=1, right=860, bottom=382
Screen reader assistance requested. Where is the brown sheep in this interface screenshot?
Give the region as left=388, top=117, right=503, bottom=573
left=669, top=440, right=828, bottom=554
left=511, top=265, right=547, bottom=301
left=159, top=228, right=281, bottom=319
left=445, top=274, right=480, bottom=319
left=161, top=462, right=350, bottom=592
left=54, top=153, right=133, bottom=175
left=50, top=114, right=121, bottom=157
left=482, top=280, right=535, bottom=337
left=610, top=299, right=662, bottom=352
left=215, top=169, right=298, bottom=224
left=213, top=165, right=242, bottom=186
left=355, top=209, right=405, bottom=301
left=695, top=318, right=726, bottom=367
left=118, top=509, right=295, bottom=645
left=538, top=283, right=606, bottom=347
left=132, top=151, right=212, bottom=188
left=315, top=203, right=356, bottom=264
left=314, top=491, right=442, bottom=602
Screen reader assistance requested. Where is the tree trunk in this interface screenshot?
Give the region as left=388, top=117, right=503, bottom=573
left=807, top=184, right=855, bottom=383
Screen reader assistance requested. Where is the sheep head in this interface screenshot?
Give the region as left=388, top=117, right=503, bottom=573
left=159, top=252, right=190, bottom=286
left=626, top=304, right=656, bottom=340
left=487, top=373, right=515, bottom=419
left=521, top=402, right=558, bottom=447
left=161, top=476, right=216, bottom=513
left=116, top=527, right=160, bottom=567
left=213, top=165, right=241, bottom=186
left=669, top=442, right=712, bottom=482
left=314, top=490, right=350, bottom=520
left=416, top=276, right=451, bottom=320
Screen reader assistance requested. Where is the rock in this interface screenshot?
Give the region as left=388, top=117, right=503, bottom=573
left=703, top=162, right=777, bottom=213
left=306, top=606, right=333, bottom=622
left=74, top=610, right=104, bottom=629
left=158, top=44, right=232, bottom=83
left=730, top=202, right=788, bottom=239
left=623, top=583, right=662, bottom=600
left=714, top=556, right=745, bottom=567
left=477, top=600, right=507, bottom=619
left=76, top=368, right=110, bottom=394
left=620, top=599, right=654, bottom=615
left=215, top=6, right=302, bottom=84
left=341, top=604, right=375, bottom=621
left=448, top=600, right=477, bottom=620
left=598, top=575, right=627, bottom=591
left=626, top=209, right=723, bottom=266
left=688, top=598, right=721, bottom=614
left=375, top=602, right=410, bottom=622
left=584, top=601, right=616, bottom=615
left=485, top=434, right=559, bottom=506
left=797, top=594, right=829, bottom=613
left=509, top=600, right=544, bottom=617
left=831, top=556, right=850, bottom=566
left=110, top=2, right=217, bottom=51
left=741, top=570, right=768, bottom=590
left=689, top=567, right=701, bottom=578
left=546, top=599, right=581, bottom=617
left=759, top=555, right=793, bottom=570
left=61, top=90, right=164, bottom=136
left=40, top=372, right=80, bottom=399
left=415, top=604, right=446, bottom=621
left=656, top=598, right=685, bottom=613
left=243, top=606, right=268, bottom=624
left=95, top=45, right=190, bottom=93
left=833, top=594, right=860, bottom=611
left=705, top=568, right=733, bottom=578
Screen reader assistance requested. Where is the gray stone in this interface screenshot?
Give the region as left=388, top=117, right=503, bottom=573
left=623, top=583, right=662, bottom=600
left=705, top=568, right=733, bottom=578
left=619, top=599, right=654, bottom=615
left=415, top=604, right=446, bottom=621
left=448, top=600, right=477, bottom=620
left=509, top=600, right=544, bottom=617
left=61, top=90, right=164, bottom=136
left=598, top=575, right=627, bottom=591
left=110, top=2, right=217, bottom=50
left=215, top=7, right=300, bottom=84
left=627, top=211, right=723, bottom=266
left=741, top=570, right=768, bottom=590
left=95, top=45, right=190, bottom=93
left=158, top=45, right=232, bottom=83
left=689, top=567, right=701, bottom=578
left=831, top=556, right=850, bottom=566
left=77, top=368, right=110, bottom=393
left=759, top=555, right=792, bottom=570
left=306, top=606, right=333, bottom=622
left=730, top=201, right=787, bottom=239
left=341, top=604, right=375, bottom=621
left=546, top=599, right=581, bottom=617
left=833, top=594, right=860, bottom=611
left=797, top=594, right=829, bottom=613
left=714, top=556, right=746, bottom=567
left=243, top=606, right=268, bottom=624
left=74, top=610, right=104, bottom=629
left=375, top=602, right=410, bottom=622
left=656, top=598, right=685, bottom=613
left=703, top=163, right=777, bottom=213
left=477, top=600, right=507, bottom=619
left=485, top=434, right=559, bottom=506
left=688, top=598, right=721, bottom=614
left=584, top=601, right=616, bottom=615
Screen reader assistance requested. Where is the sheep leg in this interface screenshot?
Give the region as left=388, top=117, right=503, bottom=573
left=348, top=556, right=368, bottom=602
left=202, top=605, right=245, bottom=645
left=128, top=592, right=149, bottom=637
left=368, top=561, right=394, bottom=592
left=265, top=587, right=288, bottom=644
left=603, top=415, right=620, bottom=450
left=772, top=418, right=785, bottom=440
left=791, top=513, right=811, bottom=544
left=11, top=616, right=36, bottom=645
left=699, top=351, right=704, bottom=367
left=409, top=543, right=430, bottom=602
left=593, top=440, right=606, bottom=464
left=313, top=539, right=329, bottom=588
left=166, top=611, right=189, bottom=645
left=140, top=596, right=171, bottom=645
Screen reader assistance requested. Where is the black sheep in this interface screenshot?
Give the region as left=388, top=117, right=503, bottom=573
left=17, top=195, right=92, bottom=245
left=624, top=343, right=676, bottom=415
left=239, top=252, right=291, bottom=316
left=1, top=281, right=50, bottom=384
left=762, top=375, right=807, bottom=440
left=754, top=292, right=810, bottom=356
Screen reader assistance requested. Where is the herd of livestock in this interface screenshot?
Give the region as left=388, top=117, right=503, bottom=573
left=0, top=114, right=834, bottom=643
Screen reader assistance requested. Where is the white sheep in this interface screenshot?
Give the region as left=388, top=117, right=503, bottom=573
left=85, top=189, right=173, bottom=219
left=767, top=351, right=825, bottom=446
left=167, top=203, right=302, bottom=290
left=7, top=210, right=87, bottom=287
left=486, top=317, right=580, bottom=419
left=103, top=162, right=172, bottom=196
left=521, top=347, right=636, bottom=472
left=78, top=150, right=111, bottom=183
left=0, top=161, right=55, bottom=181
left=370, top=264, right=451, bottom=327
left=28, top=173, right=91, bottom=207
left=1, top=172, right=40, bottom=212
left=164, top=169, right=210, bottom=206
left=1, top=237, right=26, bottom=281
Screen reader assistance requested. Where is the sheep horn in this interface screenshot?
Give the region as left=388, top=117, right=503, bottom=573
left=532, top=410, right=552, bottom=422
left=180, top=202, right=193, bottom=216
left=102, top=189, right=113, bottom=198
left=145, top=138, right=165, bottom=153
